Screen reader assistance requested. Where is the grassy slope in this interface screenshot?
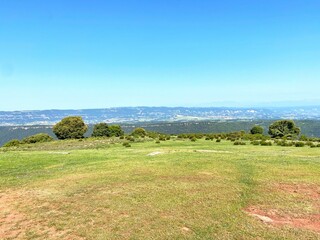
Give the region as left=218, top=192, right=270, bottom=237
left=0, top=139, right=319, bottom=239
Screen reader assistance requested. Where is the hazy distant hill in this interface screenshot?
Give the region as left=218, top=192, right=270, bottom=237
left=1, top=106, right=320, bottom=126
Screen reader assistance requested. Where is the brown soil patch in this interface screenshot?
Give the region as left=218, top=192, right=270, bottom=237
left=245, top=206, right=320, bottom=233
left=0, top=190, right=82, bottom=240
left=276, top=183, right=320, bottom=200
left=245, top=182, right=320, bottom=233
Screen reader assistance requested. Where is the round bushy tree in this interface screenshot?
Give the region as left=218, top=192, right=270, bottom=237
left=268, top=120, right=300, bottom=138
left=92, top=123, right=124, bottom=137
left=131, top=127, right=147, bottom=137
left=108, top=125, right=124, bottom=137
left=250, top=125, right=264, bottom=135
left=53, top=116, right=88, bottom=139
left=92, top=123, right=110, bottom=137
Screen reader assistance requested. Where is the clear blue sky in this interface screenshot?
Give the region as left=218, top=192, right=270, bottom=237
left=0, top=0, right=319, bottom=110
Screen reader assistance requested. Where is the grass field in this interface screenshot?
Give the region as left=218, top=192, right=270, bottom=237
left=0, top=138, right=319, bottom=239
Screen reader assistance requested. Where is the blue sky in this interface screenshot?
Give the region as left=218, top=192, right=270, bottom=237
left=0, top=0, right=319, bottom=110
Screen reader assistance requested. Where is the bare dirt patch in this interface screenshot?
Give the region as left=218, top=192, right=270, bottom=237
left=147, top=151, right=163, bottom=156
left=245, top=182, right=320, bottom=233
left=0, top=190, right=82, bottom=240
left=275, top=183, right=320, bottom=200
left=195, top=150, right=232, bottom=153
left=245, top=206, right=320, bottom=233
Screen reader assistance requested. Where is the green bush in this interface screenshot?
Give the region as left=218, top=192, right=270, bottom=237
left=251, top=140, right=260, bottom=145
left=92, top=123, right=110, bottom=137
left=108, top=125, right=124, bottom=137
left=276, top=140, right=292, bottom=147
left=299, top=135, right=309, bottom=141
left=285, top=141, right=293, bottom=147
left=305, top=141, right=313, bottom=146
left=92, top=123, right=124, bottom=137
left=260, top=141, right=272, bottom=146
left=125, top=136, right=135, bottom=142
left=294, top=142, right=305, bottom=147
left=234, top=141, right=246, bottom=145
left=122, top=142, right=131, bottom=147
left=216, top=139, right=221, bottom=143
left=250, top=125, right=264, bottom=135
left=310, top=143, right=317, bottom=148
left=159, top=136, right=166, bottom=141
left=53, top=116, right=88, bottom=139
left=131, top=128, right=147, bottom=137
left=22, top=133, right=53, bottom=144
left=3, top=139, right=21, bottom=147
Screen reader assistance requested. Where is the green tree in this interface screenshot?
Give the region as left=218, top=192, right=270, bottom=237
left=132, top=127, right=147, bottom=137
left=250, top=125, right=264, bottom=135
left=108, top=125, right=124, bottom=137
left=92, top=123, right=124, bottom=137
left=53, top=116, right=88, bottom=140
left=92, top=123, right=110, bottom=137
left=268, top=120, right=300, bottom=138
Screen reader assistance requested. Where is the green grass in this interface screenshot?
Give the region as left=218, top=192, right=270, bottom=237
left=0, top=139, right=319, bottom=239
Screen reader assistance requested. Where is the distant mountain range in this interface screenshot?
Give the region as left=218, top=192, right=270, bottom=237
left=1, top=106, right=320, bottom=126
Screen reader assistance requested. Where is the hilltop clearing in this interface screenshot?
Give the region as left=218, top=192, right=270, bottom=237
left=0, top=139, right=319, bottom=239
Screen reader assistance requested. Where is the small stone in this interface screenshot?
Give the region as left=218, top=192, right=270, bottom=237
left=181, top=226, right=191, bottom=232
left=252, top=214, right=273, bottom=223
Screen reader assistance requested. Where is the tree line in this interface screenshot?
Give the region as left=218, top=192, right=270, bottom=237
left=2, top=115, right=312, bottom=148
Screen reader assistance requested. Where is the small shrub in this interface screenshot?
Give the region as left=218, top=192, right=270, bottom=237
left=305, top=141, right=313, bottom=146
left=22, top=133, right=53, bottom=144
left=159, top=136, right=166, bottom=141
left=260, top=141, right=272, bottom=146
left=190, top=137, right=197, bottom=142
left=234, top=141, right=246, bottom=145
left=299, top=135, right=309, bottom=141
left=155, top=140, right=160, bottom=144
left=251, top=140, right=260, bottom=146
left=3, top=139, right=21, bottom=147
left=286, top=142, right=293, bottom=147
left=125, top=136, right=135, bottom=142
left=216, top=139, right=221, bottom=143
left=276, top=140, right=293, bottom=147
left=122, top=142, right=131, bottom=147
left=294, top=142, right=305, bottom=147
